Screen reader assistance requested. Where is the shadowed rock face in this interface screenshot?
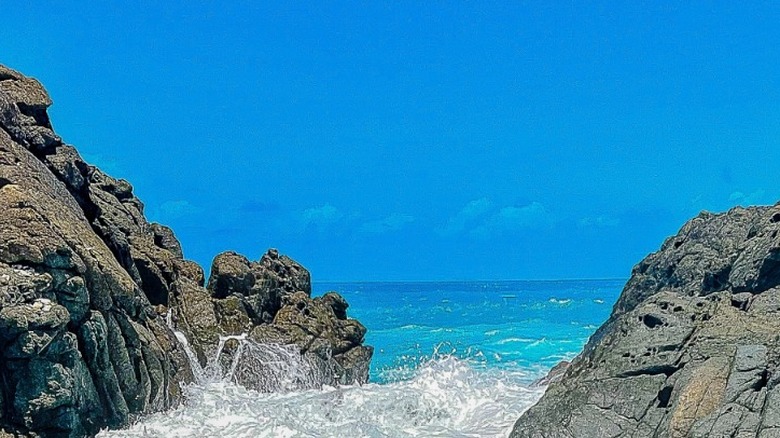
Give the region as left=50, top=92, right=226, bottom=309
left=512, top=206, right=780, bottom=438
left=0, top=65, right=372, bottom=436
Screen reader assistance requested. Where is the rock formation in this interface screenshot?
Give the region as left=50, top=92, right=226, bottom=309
left=512, top=206, right=780, bottom=437
left=0, top=64, right=371, bottom=437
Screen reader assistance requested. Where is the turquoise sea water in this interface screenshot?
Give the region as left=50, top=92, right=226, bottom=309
left=102, top=279, right=623, bottom=437
left=317, top=280, right=623, bottom=383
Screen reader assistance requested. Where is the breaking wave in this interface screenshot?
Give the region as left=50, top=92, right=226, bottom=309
left=98, top=347, right=544, bottom=438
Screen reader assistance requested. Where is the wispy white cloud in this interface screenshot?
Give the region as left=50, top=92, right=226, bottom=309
left=298, top=204, right=344, bottom=229
left=437, top=197, right=493, bottom=236
left=360, top=213, right=415, bottom=234
left=578, top=215, right=621, bottom=228
left=472, top=201, right=550, bottom=238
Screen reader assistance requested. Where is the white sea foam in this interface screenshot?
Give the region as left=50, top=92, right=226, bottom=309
left=496, top=337, right=536, bottom=345
left=98, top=351, right=544, bottom=438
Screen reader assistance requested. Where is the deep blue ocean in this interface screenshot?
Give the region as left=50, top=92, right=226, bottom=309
left=103, top=279, right=624, bottom=438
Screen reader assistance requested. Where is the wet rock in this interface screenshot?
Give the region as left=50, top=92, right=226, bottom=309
left=512, top=205, right=780, bottom=438
left=249, top=290, right=370, bottom=385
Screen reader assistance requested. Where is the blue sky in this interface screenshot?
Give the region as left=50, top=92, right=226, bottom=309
left=2, top=2, right=779, bottom=281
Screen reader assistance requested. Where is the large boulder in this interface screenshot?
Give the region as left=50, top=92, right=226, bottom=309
left=512, top=206, right=780, bottom=438
left=201, top=249, right=371, bottom=387
left=0, top=64, right=372, bottom=436
left=207, top=248, right=311, bottom=323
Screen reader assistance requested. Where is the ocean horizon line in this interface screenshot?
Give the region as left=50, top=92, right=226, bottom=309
left=313, top=277, right=628, bottom=285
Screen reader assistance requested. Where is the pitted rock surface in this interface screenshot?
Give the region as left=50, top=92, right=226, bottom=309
left=512, top=206, right=780, bottom=438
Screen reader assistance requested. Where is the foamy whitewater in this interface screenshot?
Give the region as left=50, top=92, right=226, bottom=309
left=99, top=280, right=622, bottom=438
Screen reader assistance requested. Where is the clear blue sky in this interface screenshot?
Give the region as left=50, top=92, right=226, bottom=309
left=2, top=2, right=779, bottom=281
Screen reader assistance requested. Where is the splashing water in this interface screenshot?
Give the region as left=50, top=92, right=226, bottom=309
left=207, top=334, right=335, bottom=392
left=98, top=351, right=544, bottom=438
left=99, top=281, right=621, bottom=437
left=165, top=311, right=333, bottom=392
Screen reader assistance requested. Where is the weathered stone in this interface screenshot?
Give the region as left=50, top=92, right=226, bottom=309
left=208, top=249, right=312, bottom=324
left=207, top=251, right=254, bottom=300
left=150, top=223, right=183, bottom=259
left=0, top=64, right=372, bottom=436
left=247, top=290, right=370, bottom=385
left=512, top=206, right=780, bottom=438
left=0, top=65, right=194, bottom=436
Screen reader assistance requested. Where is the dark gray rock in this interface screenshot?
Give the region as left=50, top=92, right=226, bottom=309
left=0, top=64, right=372, bottom=436
left=248, top=290, right=371, bottom=385
left=207, top=248, right=311, bottom=323
left=0, top=65, right=198, bottom=436
left=512, top=205, right=780, bottom=438
left=201, top=249, right=372, bottom=387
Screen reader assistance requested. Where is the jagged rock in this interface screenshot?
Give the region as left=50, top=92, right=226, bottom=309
left=207, top=248, right=311, bottom=323
left=207, top=252, right=255, bottom=300
left=201, top=249, right=372, bottom=387
left=0, top=64, right=372, bottom=436
left=0, top=65, right=199, bottom=436
left=150, top=223, right=183, bottom=259
left=533, top=360, right=570, bottom=386
left=248, top=290, right=371, bottom=385
left=512, top=205, right=780, bottom=438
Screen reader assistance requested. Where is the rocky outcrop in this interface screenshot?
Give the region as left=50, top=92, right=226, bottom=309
left=193, top=249, right=371, bottom=386
left=0, top=65, right=372, bottom=436
left=512, top=206, right=780, bottom=438
left=0, top=64, right=194, bottom=437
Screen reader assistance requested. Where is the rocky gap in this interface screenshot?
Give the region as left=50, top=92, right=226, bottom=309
left=656, top=385, right=673, bottom=408
left=702, top=266, right=732, bottom=293
left=618, top=364, right=680, bottom=378
left=15, top=103, right=51, bottom=129
left=752, top=369, right=769, bottom=391
left=730, top=298, right=749, bottom=311
left=641, top=314, right=664, bottom=329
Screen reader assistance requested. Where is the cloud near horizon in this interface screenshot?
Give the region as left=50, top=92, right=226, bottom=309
left=471, top=201, right=550, bottom=238
left=439, top=198, right=551, bottom=239
left=298, top=204, right=344, bottom=231
left=436, top=197, right=493, bottom=236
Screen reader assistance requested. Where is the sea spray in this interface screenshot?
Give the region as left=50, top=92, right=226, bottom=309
left=165, top=311, right=333, bottom=391
left=96, top=280, right=623, bottom=437
left=211, top=335, right=335, bottom=392
left=98, top=351, right=545, bottom=438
